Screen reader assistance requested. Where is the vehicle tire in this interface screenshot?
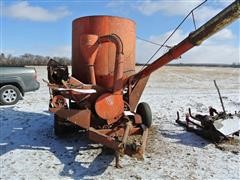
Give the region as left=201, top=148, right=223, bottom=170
left=54, top=114, right=65, bottom=136
left=54, top=114, right=79, bottom=137
left=0, top=85, right=21, bottom=105
left=136, top=102, right=152, bottom=128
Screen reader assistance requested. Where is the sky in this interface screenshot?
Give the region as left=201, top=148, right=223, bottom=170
left=0, top=0, right=239, bottom=64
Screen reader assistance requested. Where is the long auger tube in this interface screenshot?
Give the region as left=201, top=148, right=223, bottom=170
left=136, top=0, right=239, bottom=80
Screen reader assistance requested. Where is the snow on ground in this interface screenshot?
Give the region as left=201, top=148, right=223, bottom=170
left=0, top=66, right=239, bottom=179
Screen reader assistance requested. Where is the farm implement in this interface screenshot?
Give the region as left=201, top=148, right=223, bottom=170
left=176, top=107, right=240, bottom=143
left=46, top=1, right=240, bottom=167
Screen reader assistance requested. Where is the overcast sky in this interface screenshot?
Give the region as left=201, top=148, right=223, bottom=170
left=1, top=0, right=239, bottom=64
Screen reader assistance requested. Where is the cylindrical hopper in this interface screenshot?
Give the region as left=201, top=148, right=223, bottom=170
left=72, top=15, right=136, bottom=89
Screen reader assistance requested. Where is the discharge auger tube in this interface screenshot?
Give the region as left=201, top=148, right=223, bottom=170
left=136, top=0, right=239, bottom=80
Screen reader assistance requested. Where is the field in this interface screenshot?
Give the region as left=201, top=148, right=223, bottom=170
left=0, top=66, right=239, bottom=179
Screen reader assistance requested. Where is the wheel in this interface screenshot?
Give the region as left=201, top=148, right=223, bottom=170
left=136, top=102, right=152, bottom=128
left=0, top=85, right=21, bottom=105
left=54, top=114, right=65, bottom=136
left=54, top=114, right=80, bottom=137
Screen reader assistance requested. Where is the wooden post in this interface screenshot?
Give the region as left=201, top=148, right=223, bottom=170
left=214, top=80, right=226, bottom=114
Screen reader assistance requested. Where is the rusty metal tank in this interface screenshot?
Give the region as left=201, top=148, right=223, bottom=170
left=72, top=15, right=136, bottom=89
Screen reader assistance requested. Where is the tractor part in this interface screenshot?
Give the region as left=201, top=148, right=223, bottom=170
left=51, top=95, right=67, bottom=108
left=136, top=102, right=152, bottom=128
left=47, top=59, right=69, bottom=85
left=54, top=114, right=80, bottom=137
left=176, top=108, right=240, bottom=143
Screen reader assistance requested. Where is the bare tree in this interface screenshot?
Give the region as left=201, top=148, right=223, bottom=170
left=0, top=53, right=71, bottom=66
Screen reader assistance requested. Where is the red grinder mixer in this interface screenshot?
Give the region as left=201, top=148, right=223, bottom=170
left=46, top=1, right=239, bottom=167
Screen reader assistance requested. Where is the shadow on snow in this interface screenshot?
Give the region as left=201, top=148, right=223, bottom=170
left=0, top=107, right=114, bottom=179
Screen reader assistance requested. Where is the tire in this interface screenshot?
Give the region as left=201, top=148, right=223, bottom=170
left=136, top=102, right=152, bottom=128
left=54, top=114, right=80, bottom=137
left=54, top=114, right=65, bottom=136
left=0, top=85, right=21, bottom=105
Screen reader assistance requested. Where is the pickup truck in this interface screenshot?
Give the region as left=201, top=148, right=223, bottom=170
left=0, top=67, right=40, bottom=105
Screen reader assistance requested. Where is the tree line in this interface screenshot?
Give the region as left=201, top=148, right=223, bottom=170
left=0, top=53, right=71, bottom=66
left=1, top=53, right=239, bottom=68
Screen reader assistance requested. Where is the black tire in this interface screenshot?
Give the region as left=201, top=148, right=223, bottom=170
left=54, top=114, right=65, bottom=136
left=54, top=114, right=80, bottom=137
left=136, top=102, right=152, bottom=128
left=0, top=85, right=21, bottom=105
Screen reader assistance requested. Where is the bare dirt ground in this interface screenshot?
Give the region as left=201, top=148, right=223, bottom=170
left=0, top=66, right=239, bottom=179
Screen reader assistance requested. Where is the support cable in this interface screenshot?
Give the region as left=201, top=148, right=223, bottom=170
left=139, top=0, right=207, bottom=72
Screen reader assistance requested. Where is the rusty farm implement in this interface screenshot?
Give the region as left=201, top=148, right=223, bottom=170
left=45, top=1, right=239, bottom=167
